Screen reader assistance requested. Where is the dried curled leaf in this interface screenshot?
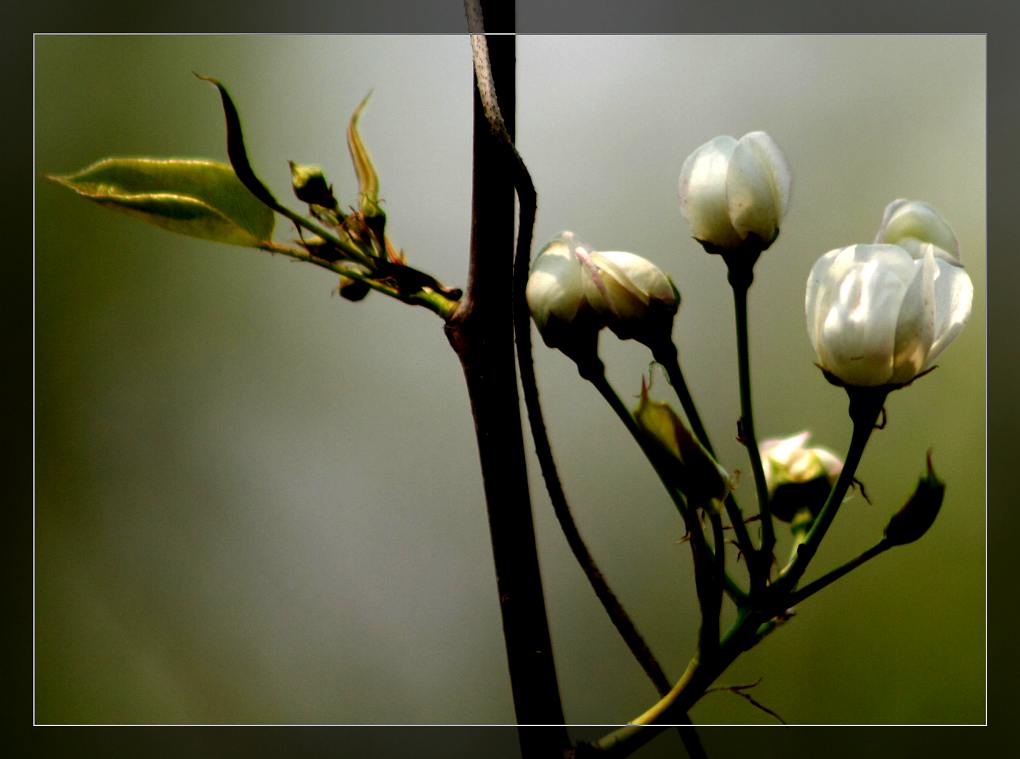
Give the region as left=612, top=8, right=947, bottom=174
left=50, top=157, right=275, bottom=248
left=195, top=73, right=282, bottom=213
left=347, top=92, right=384, bottom=220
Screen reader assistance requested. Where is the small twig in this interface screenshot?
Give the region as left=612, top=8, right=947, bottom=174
left=703, top=678, right=787, bottom=724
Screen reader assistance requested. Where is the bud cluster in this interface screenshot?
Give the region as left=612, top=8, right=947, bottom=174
left=526, top=232, right=680, bottom=361
left=286, top=99, right=461, bottom=307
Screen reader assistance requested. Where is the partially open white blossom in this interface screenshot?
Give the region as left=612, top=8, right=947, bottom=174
left=678, top=131, right=792, bottom=252
left=761, top=432, right=843, bottom=496
left=805, top=243, right=973, bottom=387
left=874, top=199, right=960, bottom=263
left=761, top=431, right=843, bottom=521
left=576, top=249, right=679, bottom=345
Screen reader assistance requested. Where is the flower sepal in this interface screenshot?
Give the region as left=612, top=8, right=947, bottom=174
left=884, top=451, right=946, bottom=546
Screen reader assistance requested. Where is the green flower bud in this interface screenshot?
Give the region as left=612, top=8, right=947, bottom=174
left=884, top=451, right=946, bottom=546
left=634, top=382, right=731, bottom=506
left=289, top=161, right=337, bottom=208
left=338, top=275, right=371, bottom=302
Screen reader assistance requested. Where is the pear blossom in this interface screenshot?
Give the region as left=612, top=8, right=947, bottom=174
left=805, top=243, right=973, bottom=388
left=678, top=131, right=792, bottom=252
left=576, top=248, right=679, bottom=345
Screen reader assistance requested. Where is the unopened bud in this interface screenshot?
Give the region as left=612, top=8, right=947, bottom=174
left=678, top=131, right=791, bottom=254
left=577, top=249, right=679, bottom=348
left=289, top=161, right=337, bottom=208
left=634, top=381, right=730, bottom=506
left=884, top=450, right=945, bottom=546
left=338, top=275, right=370, bottom=301
left=526, top=232, right=603, bottom=363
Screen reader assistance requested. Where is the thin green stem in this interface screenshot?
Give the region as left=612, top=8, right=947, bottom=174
left=787, top=539, right=892, bottom=607
left=708, top=510, right=725, bottom=626
left=775, top=387, right=887, bottom=595
left=727, top=264, right=775, bottom=593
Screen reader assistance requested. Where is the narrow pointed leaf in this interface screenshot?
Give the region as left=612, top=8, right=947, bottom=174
left=346, top=92, right=384, bottom=218
left=50, top=157, right=275, bottom=247
left=196, top=73, right=281, bottom=212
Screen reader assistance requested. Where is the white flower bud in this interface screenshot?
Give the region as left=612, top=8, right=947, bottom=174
left=805, top=243, right=973, bottom=388
left=874, top=199, right=960, bottom=263
left=760, top=432, right=843, bottom=521
left=526, top=232, right=602, bottom=359
left=576, top=249, right=679, bottom=346
left=678, top=131, right=792, bottom=253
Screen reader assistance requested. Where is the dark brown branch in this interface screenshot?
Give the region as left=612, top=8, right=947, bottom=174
left=446, top=4, right=569, bottom=753
left=463, top=5, right=707, bottom=757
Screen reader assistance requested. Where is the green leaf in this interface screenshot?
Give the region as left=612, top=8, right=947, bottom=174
left=346, top=92, right=384, bottom=219
left=50, top=157, right=276, bottom=248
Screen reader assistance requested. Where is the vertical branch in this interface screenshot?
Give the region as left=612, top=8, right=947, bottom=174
left=447, top=2, right=569, bottom=751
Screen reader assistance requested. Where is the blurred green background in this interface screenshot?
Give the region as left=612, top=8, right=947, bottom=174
left=35, top=36, right=984, bottom=733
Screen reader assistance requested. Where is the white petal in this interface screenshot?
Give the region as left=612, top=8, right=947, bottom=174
left=805, top=246, right=849, bottom=361
left=727, top=131, right=791, bottom=241
left=875, top=199, right=960, bottom=260
left=814, top=448, right=844, bottom=481
left=924, top=256, right=974, bottom=367
left=812, top=245, right=915, bottom=386
left=527, top=233, right=587, bottom=329
left=896, top=239, right=962, bottom=265
left=678, top=136, right=742, bottom=248
left=771, top=432, right=811, bottom=464
left=889, top=248, right=936, bottom=384
left=579, top=250, right=644, bottom=322
left=602, top=250, right=677, bottom=308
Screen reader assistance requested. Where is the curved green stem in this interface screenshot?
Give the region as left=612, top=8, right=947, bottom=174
left=589, top=610, right=762, bottom=756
